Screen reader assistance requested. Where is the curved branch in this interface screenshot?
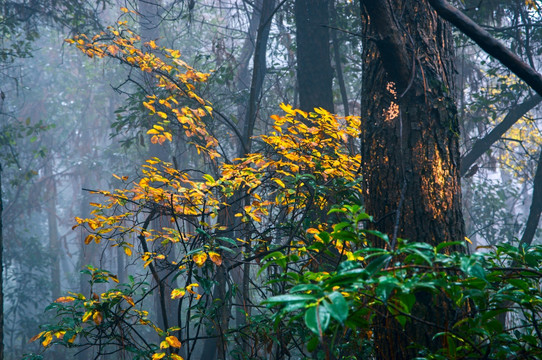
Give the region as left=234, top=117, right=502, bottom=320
left=428, top=0, right=542, bottom=97
left=461, top=94, right=542, bottom=176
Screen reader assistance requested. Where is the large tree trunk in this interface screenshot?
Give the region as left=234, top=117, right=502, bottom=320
left=295, top=0, right=334, bottom=113
left=360, top=1, right=465, bottom=358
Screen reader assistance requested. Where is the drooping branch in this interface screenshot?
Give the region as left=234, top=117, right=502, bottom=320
left=461, top=94, right=542, bottom=176
left=520, top=147, right=542, bottom=246
left=428, top=0, right=542, bottom=97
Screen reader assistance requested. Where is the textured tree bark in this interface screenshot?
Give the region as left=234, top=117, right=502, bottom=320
left=360, top=1, right=465, bottom=358
left=295, top=0, right=334, bottom=113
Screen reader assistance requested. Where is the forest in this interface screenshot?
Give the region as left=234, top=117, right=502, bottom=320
left=1, top=0, right=542, bottom=359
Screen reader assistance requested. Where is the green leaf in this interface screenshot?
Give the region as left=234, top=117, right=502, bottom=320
left=435, top=241, right=464, bottom=253
left=290, top=284, right=322, bottom=293
left=304, top=305, right=330, bottom=335
left=365, top=254, right=392, bottom=276
left=376, top=277, right=398, bottom=301
left=307, top=336, right=319, bottom=352
left=324, top=291, right=348, bottom=324
left=263, top=294, right=316, bottom=305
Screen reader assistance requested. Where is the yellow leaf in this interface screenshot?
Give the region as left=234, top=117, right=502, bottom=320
left=171, top=355, right=184, bottom=360
left=465, top=236, right=472, bottom=244
left=171, top=288, right=186, bottom=299
left=160, top=340, right=169, bottom=349
left=152, top=353, right=166, bottom=360
left=82, top=311, right=92, bottom=322
left=55, top=296, right=76, bottom=303
left=273, top=178, right=286, bottom=188
left=54, top=331, right=66, bottom=339
left=166, top=335, right=182, bottom=348
left=120, top=6, right=129, bottom=12
left=193, top=253, right=207, bottom=267
left=124, top=247, right=132, bottom=256
left=93, top=311, right=103, bottom=325
left=147, top=129, right=160, bottom=135
left=164, top=132, right=173, bottom=141
left=42, top=332, right=53, bottom=347
left=157, top=112, right=167, bottom=119
left=208, top=252, right=222, bottom=266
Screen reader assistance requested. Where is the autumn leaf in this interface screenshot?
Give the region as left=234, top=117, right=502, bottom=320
left=55, top=296, right=75, bottom=303
left=42, top=332, right=53, bottom=347
left=193, top=252, right=207, bottom=267
left=166, top=335, right=182, bottom=348
left=273, top=178, right=286, bottom=188
left=84, top=234, right=95, bottom=245
left=171, top=355, right=184, bottom=360
left=208, top=251, right=222, bottom=266
left=124, top=247, right=132, bottom=256
left=93, top=311, right=103, bottom=325
left=30, top=331, right=45, bottom=343
left=82, top=311, right=92, bottom=322
left=152, top=353, right=166, bottom=360
left=123, top=295, right=135, bottom=306
left=171, top=288, right=186, bottom=299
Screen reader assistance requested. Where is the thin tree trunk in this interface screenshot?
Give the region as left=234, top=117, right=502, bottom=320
left=295, top=0, right=334, bottom=112
left=44, top=159, right=61, bottom=300
left=330, top=0, right=349, bottom=116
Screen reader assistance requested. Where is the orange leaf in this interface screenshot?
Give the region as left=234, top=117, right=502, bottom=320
left=30, top=331, right=45, bottom=343
left=93, top=311, right=103, bottom=325
left=55, top=296, right=76, bottom=303
left=84, top=234, right=95, bottom=245
left=208, top=252, right=222, bottom=266
left=166, top=335, right=181, bottom=348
